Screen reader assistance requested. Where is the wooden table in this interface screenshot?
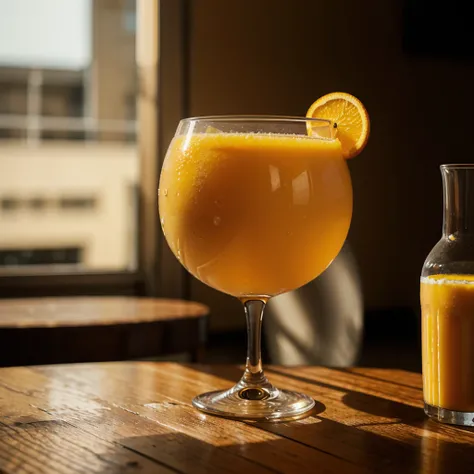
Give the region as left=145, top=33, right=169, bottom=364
left=0, top=363, right=473, bottom=473
left=0, top=298, right=209, bottom=366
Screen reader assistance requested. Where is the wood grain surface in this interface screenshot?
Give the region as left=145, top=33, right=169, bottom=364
left=0, top=298, right=208, bottom=366
left=0, top=298, right=208, bottom=327
left=0, top=363, right=472, bottom=473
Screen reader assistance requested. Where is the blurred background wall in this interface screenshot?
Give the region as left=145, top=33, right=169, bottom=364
left=186, top=0, right=474, bottom=332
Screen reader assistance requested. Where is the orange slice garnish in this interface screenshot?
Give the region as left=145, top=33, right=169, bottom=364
left=306, top=92, right=370, bottom=159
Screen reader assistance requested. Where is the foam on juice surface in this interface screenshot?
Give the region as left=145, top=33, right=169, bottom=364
left=421, top=275, right=474, bottom=286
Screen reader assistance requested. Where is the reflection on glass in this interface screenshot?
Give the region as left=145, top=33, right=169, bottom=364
left=292, top=170, right=310, bottom=206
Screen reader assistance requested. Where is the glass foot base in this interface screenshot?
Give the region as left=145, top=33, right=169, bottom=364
left=425, top=402, right=474, bottom=426
left=192, top=380, right=315, bottom=422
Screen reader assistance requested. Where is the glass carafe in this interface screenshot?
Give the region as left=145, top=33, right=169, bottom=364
left=421, top=164, right=474, bottom=426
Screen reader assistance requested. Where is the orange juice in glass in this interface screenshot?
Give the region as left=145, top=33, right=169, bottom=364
left=421, top=164, right=474, bottom=426
left=159, top=108, right=364, bottom=421
left=160, top=132, right=352, bottom=298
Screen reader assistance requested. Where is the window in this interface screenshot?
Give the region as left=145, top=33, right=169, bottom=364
left=0, top=0, right=139, bottom=275
left=0, top=0, right=188, bottom=299
left=0, top=248, right=82, bottom=267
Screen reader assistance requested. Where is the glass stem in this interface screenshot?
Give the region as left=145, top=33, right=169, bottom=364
left=242, top=299, right=268, bottom=386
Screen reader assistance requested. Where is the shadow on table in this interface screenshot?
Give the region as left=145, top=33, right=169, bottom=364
left=118, top=419, right=474, bottom=474
left=133, top=364, right=473, bottom=474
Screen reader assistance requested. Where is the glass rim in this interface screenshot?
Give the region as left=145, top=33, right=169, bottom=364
left=181, top=115, right=334, bottom=126
left=440, top=164, right=474, bottom=170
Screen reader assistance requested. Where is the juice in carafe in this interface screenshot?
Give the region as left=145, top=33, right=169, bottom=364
left=421, top=274, right=474, bottom=412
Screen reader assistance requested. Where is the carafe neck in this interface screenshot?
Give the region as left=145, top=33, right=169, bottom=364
left=442, top=165, right=474, bottom=237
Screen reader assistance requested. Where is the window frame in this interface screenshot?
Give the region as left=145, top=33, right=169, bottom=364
left=0, top=0, right=189, bottom=299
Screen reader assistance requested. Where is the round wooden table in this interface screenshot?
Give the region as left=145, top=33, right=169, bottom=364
left=0, top=297, right=209, bottom=366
